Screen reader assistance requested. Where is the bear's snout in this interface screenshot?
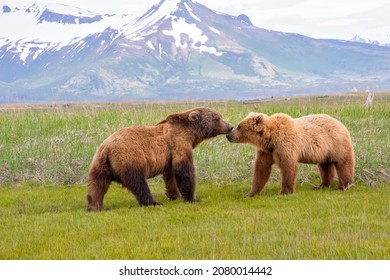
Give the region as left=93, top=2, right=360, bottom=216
left=221, top=122, right=234, bottom=134
left=226, top=132, right=237, bottom=143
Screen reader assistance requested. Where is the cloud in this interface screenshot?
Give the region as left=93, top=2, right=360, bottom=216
left=318, top=18, right=364, bottom=27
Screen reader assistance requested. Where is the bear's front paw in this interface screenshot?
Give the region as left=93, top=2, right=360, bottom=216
left=312, top=186, right=321, bottom=190
left=280, top=188, right=294, bottom=195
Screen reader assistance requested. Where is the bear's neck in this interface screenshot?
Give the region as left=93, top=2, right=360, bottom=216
left=192, top=138, right=203, bottom=148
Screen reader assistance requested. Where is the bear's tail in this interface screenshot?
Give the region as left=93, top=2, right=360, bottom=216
left=87, top=147, right=112, bottom=211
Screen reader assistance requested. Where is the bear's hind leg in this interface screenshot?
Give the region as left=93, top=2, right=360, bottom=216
left=335, top=160, right=354, bottom=190
left=87, top=166, right=112, bottom=211
left=122, top=168, right=161, bottom=207
left=315, top=162, right=336, bottom=190
left=163, top=170, right=181, bottom=200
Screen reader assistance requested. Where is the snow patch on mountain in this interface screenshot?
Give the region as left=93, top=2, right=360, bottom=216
left=122, top=0, right=183, bottom=40
left=163, top=17, right=224, bottom=56
left=350, top=34, right=390, bottom=47
left=120, top=0, right=223, bottom=56
left=183, top=1, right=200, bottom=21
left=0, top=0, right=133, bottom=62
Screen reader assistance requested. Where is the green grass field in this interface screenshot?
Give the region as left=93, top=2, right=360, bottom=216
left=0, top=93, right=389, bottom=259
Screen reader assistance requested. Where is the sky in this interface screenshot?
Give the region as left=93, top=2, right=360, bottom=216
left=17, top=0, right=390, bottom=43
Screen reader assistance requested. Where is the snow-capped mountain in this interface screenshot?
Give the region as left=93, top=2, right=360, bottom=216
left=1, top=0, right=390, bottom=103
left=0, top=1, right=133, bottom=62
left=350, top=35, right=390, bottom=47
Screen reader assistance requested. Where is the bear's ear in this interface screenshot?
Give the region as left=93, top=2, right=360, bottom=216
left=248, top=112, right=263, bottom=125
left=188, top=110, right=201, bottom=122
left=254, top=115, right=263, bottom=126
left=251, top=114, right=264, bottom=133
left=166, top=113, right=186, bottom=123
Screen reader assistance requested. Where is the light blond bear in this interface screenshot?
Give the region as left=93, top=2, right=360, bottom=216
left=227, top=112, right=355, bottom=195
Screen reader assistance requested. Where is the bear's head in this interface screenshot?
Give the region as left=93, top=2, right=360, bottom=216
left=164, top=107, right=233, bottom=140
left=227, top=112, right=271, bottom=148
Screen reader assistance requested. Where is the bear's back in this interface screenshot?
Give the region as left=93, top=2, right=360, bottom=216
left=296, top=114, right=350, bottom=137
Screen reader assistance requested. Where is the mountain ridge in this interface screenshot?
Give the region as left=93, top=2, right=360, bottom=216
left=1, top=0, right=390, bottom=103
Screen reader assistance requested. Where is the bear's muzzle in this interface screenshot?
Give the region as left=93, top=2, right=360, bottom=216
left=226, top=132, right=237, bottom=143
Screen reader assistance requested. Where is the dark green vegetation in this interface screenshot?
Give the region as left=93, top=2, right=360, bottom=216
left=0, top=93, right=389, bottom=259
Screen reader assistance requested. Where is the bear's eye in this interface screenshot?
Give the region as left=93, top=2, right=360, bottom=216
left=237, top=125, right=241, bottom=130
left=214, top=117, right=220, bottom=122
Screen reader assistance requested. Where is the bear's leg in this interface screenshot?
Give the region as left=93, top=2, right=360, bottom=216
left=279, top=160, right=298, bottom=195
left=250, top=152, right=273, bottom=196
left=87, top=166, right=112, bottom=211
left=335, top=160, right=354, bottom=190
left=122, top=167, right=160, bottom=207
left=316, top=162, right=336, bottom=189
left=173, top=157, right=196, bottom=202
left=163, top=170, right=181, bottom=200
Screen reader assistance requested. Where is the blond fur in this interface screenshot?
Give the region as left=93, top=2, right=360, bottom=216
left=227, top=112, right=355, bottom=195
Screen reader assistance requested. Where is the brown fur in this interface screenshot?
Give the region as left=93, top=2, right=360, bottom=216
left=87, top=107, right=233, bottom=211
left=227, top=112, right=355, bottom=195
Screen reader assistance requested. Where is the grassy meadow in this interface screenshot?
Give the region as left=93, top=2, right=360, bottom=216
left=0, top=93, right=389, bottom=259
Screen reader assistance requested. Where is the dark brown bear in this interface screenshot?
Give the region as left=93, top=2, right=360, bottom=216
left=87, top=107, right=233, bottom=211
